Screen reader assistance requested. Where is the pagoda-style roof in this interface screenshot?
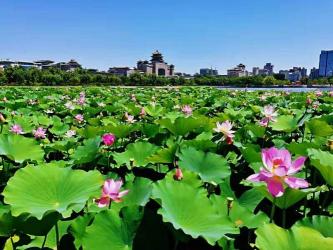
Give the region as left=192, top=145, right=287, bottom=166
left=151, top=50, right=164, bottom=63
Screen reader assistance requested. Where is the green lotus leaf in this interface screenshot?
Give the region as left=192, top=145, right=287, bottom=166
left=255, top=223, right=333, bottom=250
left=3, top=165, right=103, bottom=219
left=113, top=141, right=159, bottom=168
left=71, top=137, right=101, bottom=164
left=308, top=149, right=333, bottom=186
left=296, top=216, right=333, bottom=237
left=0, top=134, right=44, bottom=163
left=157, top=117, right=203, bottom=136
left=148, top=145, right=177, bottom=164
left=24, top=220, right=72, bottom=249
left=178, top=147, right=230, bottom=183
left=144, top=104, right=164, bottom=117
left=105, top=124, right=137, bottom=138
left=49, top=117, right=70, bottom=135
left=69, top=213, right=95, bottom=249
left=82, top=209, right=140, bottom=250
left=271, top=115, right=298, bottom=132
left=152, top=178, right=238, bottom=245
left=306, top=119, right=333, bottom=137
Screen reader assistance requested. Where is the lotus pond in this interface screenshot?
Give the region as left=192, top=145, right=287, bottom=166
left=0, top=87, right=333, bottom=250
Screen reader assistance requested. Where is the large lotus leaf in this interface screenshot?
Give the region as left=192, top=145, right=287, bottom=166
left=3, top=165, right=103, bottom=219
left=104, top=124, right=137, bottom=138
left=238, top=188, right=265, bottom=212
left=296, top=216, right=333, bottom=237
left=144, top=104, right=164, bottom=117
left=69, top=213, right=95, bottom=249
left=82, top=209, right=137, bottom=250
left=113, top=141, right=159, bottom=168
left=71, top=137, right=101, bottom=164
left=157, top=117, right=203, bottom=136
left=255, top=223, right=333, bottom=250
left=23, top=221, right=71, bottom=249
left=308, top=149, right=333, bottom=186
left=271, top=115, right=298, bottom=132
left=148, top=145, right=177, bottom=164
left=0, top=134, right=44, bottom=163
left=306, top=119, right=333, bottom=137
left=152, top=179, right=238, bottom=245
left=122, top=177, right=153, bottom=207
left=178, top=147, right=230, bottom=183
left=49, top=118, right=70, bottom=136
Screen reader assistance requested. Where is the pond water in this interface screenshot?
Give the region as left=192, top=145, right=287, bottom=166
left=217, top=87, right=333, bottom=92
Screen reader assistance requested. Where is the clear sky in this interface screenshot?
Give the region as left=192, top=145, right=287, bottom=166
left=0, top=0, right=332, bottom=74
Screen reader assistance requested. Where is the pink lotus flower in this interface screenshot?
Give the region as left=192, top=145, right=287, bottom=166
left=124, top=112, right=136, bottom=124
left=247, top=147, right=309, bottom=197
left=312, top=101, right=320, bottom=109
left=75, top=114, right=84, bottom=123
left=329, top=91, right=333, bottom=97
left=10, top=124, right=23, bottom=135
left=33, top=127, right=46, bottom=139
left=140, top=107, right=146, bottom=117
left=306, top=98, right=312, bottom=105
left=65, top=102, right=75, bottom=110
left=131, top=94, right=136, bottom=102
left=213, top=121, right=235, bottom=144
left=181, top=105, right=192, bottom=116
left=259, top=105, right=278, bottom=127
left=65, top=130, right=76, bottom=138
left=77, top=92, right=86, bottom=105
left=315, top=90, right=323, bottom=97
left=102, top=133, right=116, bottom=146
left=95, top=179, right=129, bottom=207
left=173, top=168, right=183, bottom=181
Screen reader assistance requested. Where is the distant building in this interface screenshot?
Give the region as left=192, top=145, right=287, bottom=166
left=137, top=50, right=174, bottom=76
left=200, top=68, right=218, bottom=76
left=252, top=67, right=260, bottom=76
left=279, top=68, right=302, bottom=82
left=34, top=60, right=54, bottom=68
left=264, top=63, right=274, bottom=75
left=43, top=59, right=82, bottom=71
left=227, top=64, right=248, bottom=77
left=319, top=50, right=333, bottom=77
left=108, top=67, right=136, bottom=76
left=310, top=67, right=320, bottom=79
left=0, top=60, right=39, bottom=69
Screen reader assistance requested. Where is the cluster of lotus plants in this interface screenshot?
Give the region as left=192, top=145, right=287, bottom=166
left=0, top=87, right=333, bottom=249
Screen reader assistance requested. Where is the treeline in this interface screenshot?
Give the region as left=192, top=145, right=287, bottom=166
left=0, top=67, right=332, bottom=86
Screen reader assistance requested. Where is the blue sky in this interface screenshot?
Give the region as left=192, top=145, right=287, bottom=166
left=0, top=0, right=332, bottom=74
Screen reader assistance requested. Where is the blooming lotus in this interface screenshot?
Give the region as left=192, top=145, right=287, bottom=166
left=125, top=112, right=136, bottom=123
left=259, top=105, right=277, bottom=127
left=96, top=179, right=129, bottom=207
left=33, top=127, right=46, bottom=139
left=75, top=114, right=84, bottom=123
left=10, top=124, right=23, bottom=135
left=247, top=147, right=309, bottom=197
left=315, top=90, right=323, bottom=97
left=65, top=102, right=75, bottom=110
left=181, top=105, right=192, bottom=116
left=65, top=130, right=76, bottom=138
left=312, top=101, right=320, bottom=109
left=329, top=91, right=333, bottom=97
left=102, top=133, right=116, bottom=146
left=214, top=121, right=235, bottom=144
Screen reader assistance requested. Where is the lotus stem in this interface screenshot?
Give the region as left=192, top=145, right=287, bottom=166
left=282, top=209, right=286, bottom=228
left=41, top=234, right=48, bottom=248
left=270, top=198, right=276, bottom=223
left=55, top=222, right=60, bottom=249
left=10, top=236, right=15, bottom=250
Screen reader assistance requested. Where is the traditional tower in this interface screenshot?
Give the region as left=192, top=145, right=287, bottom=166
left=151, top=50, right=164, bottom=63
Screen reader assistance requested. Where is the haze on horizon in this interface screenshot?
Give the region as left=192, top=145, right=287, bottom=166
left=0, top=0, right=332, bottom=74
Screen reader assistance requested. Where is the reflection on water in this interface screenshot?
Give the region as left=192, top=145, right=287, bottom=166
left=217, top=87, right=333, bottom=92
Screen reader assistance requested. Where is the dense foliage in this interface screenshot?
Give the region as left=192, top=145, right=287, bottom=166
left=1, top=67, right=333, bottom=86
left=0, top=87, right=333, bottom=249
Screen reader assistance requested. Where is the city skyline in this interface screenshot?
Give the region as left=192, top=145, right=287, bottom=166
left=1, top=0, right=333, bottom=74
